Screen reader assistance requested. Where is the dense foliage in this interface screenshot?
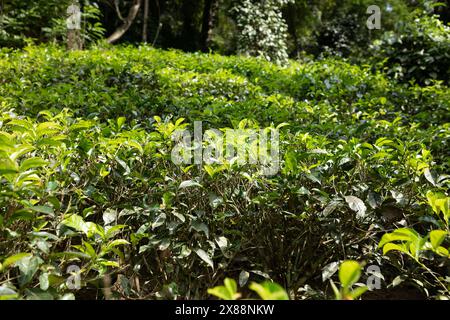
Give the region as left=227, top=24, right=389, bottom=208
left=371, top=13, right=450, bottom=85
left=0, top=0, right=105, bottom=48
left=234, top=0, right=292, bottom=64
left=1, top=1, right=449, bottom=61
left=0, top=45, right=448, bottom=300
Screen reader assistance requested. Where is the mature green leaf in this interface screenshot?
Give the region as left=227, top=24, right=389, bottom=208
left=39, top=273, right=49, bottom=291
left=2, top=253, right=32, bottom=269
left=345, top=196, right=367, bottom=218
left=239, top=271, right=250, bottom=287
left=322, top=261, right=339, bottom=282
left=190, top=220, right=209, bottom=238
left=29, top=206, right=54, bottom=216
left=103, top=209, right=118, bottom=225
left=194, top=248, right=214, bottom=269
left=179, top=180, right=203, bottom=189
left=19, top=157, right=48, bottom=171
left=0, top=286, right=18, bottom=300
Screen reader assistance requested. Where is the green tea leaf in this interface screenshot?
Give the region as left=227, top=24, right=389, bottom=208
left=338, top=260, right=361, bottom=289
left=239, top=271, right=250, bottom=287
left=2, top=253, right=32, bottom=269
left=383, top=243, right=409, bottom=255
left=207, top=278, right=240, bottom=300
left=39, top=273, right=49, bottom=291
left=249, top=281, right=289, bottom=300
left=429, top=230, right=447, bottom=249
left=30, top=206, right=54, bottom=216
left=19, top=157, right=48, bottom=171
left=345, top=196, right=367, bottom=218
left=0, top=156, right=19, bottom=175
left=194, top=248, right=214, bottom=269
left=179, top=180, right=203, bottom=189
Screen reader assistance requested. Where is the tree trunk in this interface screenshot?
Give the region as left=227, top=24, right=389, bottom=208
left=200, top=0, right=219, bottom=52
left=67, top=1, right=83, bottom=50
left=107, top=0, right=142, bottom=44
left=68, top=29, right=83, bottom=50
left=180, top=0, right=200, bottom=51
left=0, top=0, right=4, bottom=27
left=142, top=0, right=149, bottom=42
left=285, top=4, right=299, bottom=57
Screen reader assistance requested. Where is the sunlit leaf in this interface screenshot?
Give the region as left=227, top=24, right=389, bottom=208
left=338, top=260, right=361, bottom=289
left=249, top=281, right=289, bottom=300
left=194, top=248, right=214, bottom=269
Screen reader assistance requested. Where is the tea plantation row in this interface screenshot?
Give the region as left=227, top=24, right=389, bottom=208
left=0, top=45, right=448, bottom=299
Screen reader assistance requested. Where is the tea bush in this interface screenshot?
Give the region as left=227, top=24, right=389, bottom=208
left=0, top=45, right=448, bottom=300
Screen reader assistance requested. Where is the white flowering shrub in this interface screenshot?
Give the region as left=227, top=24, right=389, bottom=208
left=234, top=0, right=293, bottom=65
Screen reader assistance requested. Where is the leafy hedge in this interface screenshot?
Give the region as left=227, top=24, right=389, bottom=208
left=371, top=14, right=450, bottom=85
left=0, top=45, right=449, bottom=300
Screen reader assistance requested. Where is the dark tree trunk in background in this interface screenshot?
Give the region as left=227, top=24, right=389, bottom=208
left=0, top=0, right=4, bottom=27
left=142, top=0, right=149, bottom=42
left=285, top=4, right=299, bottom=58
left=200, top=0, right=219, bottom=52
left=180, top=0, right=201, bottom=51
left=435, top=4, right=450, bottom=24
left=107, top=0, right=142, bottom=44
